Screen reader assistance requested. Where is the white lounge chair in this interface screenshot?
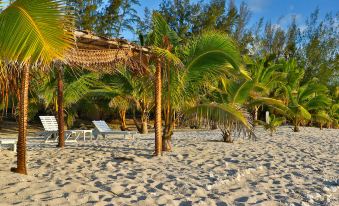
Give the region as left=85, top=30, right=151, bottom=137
left=38, top=116, right=76, bottom=143
left=0, top=139, right=17, bottom=152
left=92, top=120, right=137, bottom=139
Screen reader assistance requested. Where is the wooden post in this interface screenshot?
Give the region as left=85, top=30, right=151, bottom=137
left=154, top=59, right=162, bottom=156
left=57, top=65, right=65, bottom=148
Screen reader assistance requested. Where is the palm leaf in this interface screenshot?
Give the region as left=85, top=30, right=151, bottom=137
left=185, top=103, right=255, bottom=137
left=184, top=32, right=241, bottom=84
left=228, top=80, right=254, bottom=104
left=0, top=0, right=74, bottom=64
left=63, top=73, right=99, bottom=107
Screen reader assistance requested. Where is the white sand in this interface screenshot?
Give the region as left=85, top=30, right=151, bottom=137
left=0, top=126, right=338, bottom=206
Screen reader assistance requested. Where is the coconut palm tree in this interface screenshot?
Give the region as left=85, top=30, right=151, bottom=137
left=146, top=13, right=182, bottom=154
left=93, top=67, right=154, bottom=134
left=38, top=69, right=99, bottom=127
left=187, top=78, right=261, bottom=142
left=244, top=56, right=286, bottom=121
left=109, top=96, right=131, bottom=131
left=0, top=0, right=73, bottom=174
left=313, top=111, right=332, bottom=130
left=254, top=80, right=332, bottom=132
left=147, top=13, right=247, bottom=150
left=256, top=115, right=285, bottom=136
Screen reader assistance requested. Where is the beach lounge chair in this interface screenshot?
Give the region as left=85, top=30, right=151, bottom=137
left=38, top=116, right=76, bottom=143
left=0, top=139, right=17, bottom=152
left=92, top=120, right=137, bottom=139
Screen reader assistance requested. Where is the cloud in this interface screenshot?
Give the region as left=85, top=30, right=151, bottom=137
left=272, top=23, right=282, bottom=30
left=298, top=24, right=308, bottom=32
left=278, top=13, right=303, bottom=27
left=246, top=0, right=271, bottom=12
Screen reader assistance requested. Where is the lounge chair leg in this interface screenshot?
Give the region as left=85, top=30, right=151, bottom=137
left=13, top=144, right=17, bottom=152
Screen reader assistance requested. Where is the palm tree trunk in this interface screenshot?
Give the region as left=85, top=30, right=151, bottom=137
left=141, top=111, right=148, bottom=134
left=11, top=64, right=30, bottom=175
left=253, top=106, right=258, bottom=125
left=57, top=67, right=65, bottom=148
left=119, top=110, right=128, bottom=131
left=221, top=128, right=233, bottom=143
left=293, top=120, right=300, bottom=132
left=154, top=59, right=162, bottom=156
left=162, top=117, right=174, bottom=151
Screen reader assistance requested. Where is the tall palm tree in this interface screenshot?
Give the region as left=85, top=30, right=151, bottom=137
left=0, top=0, right=73, bottom=174
left=147, top=13, right=182, bottom=155
left=148, top=13, right=246, bottom=149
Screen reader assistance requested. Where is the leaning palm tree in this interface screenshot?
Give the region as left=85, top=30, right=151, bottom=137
left=0, top=0, right=73, bottom=174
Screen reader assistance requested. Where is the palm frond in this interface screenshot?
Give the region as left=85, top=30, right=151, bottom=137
left=0, top=0, right=74, bottom=65
left=63, top=73, right=99, bottom=107
left=185, top=103, right=255, bottom=138
left=184, top=32, right=241, bottom=84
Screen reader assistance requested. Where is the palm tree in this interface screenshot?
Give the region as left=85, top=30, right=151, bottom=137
left=38, top=69, right=99, bottom=128
left=0, top=0, right=73, bottom=174
left=313, top=111, right=331, bottom=130
left=147, top=13, right=182, bottom=154
left=254, top=81, right=332, bottom=132
left=286, top=81, right=331, bottom=132
left=109, top=96, right=131, bottom=131
left=256, top=115, right=285, bottom=136
left=244, top=57, right=286, bottom=121
left=92, top=67, right=154, bottom=134
left=187, top=78, right=261, bottom=142
left=147, top=13, right=247, bottom=150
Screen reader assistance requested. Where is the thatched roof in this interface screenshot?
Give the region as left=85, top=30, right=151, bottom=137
left=64, top=31, right=151, bottom=72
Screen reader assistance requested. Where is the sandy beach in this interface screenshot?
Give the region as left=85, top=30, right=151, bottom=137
left=0, top=126, right=338, bottom=206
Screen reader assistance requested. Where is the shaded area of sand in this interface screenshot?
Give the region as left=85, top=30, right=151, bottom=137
left=0, top=126, right=338, bottom=205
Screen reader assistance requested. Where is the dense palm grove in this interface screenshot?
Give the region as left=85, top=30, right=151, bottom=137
left=0, top=0, right=338, bottom=155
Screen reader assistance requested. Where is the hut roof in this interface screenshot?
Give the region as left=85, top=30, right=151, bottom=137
left=64, top=31, right=151, bottom=72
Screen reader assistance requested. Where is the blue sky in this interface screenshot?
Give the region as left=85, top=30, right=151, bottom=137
left=124, top=0, right=338, bottom=40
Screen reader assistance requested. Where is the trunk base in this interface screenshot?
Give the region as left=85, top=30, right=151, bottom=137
left=222, top=129, right=233, bottom=143
left=141, top=122, right=148, bottom=134
left=10, top=167, right=27, bottom=175
left=293, top=126, right=300, bottom=132
left=162, top=139, right=172, bottom=152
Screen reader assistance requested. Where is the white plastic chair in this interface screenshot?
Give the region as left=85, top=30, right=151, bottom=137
left=0, top=139, right=17, bottom=152
left=92, top=120, right=137, bottom=139
left=38, top=116, right=76, bottom=143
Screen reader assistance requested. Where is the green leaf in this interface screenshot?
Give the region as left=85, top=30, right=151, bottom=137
left=0, top=0, right=74, bottom=64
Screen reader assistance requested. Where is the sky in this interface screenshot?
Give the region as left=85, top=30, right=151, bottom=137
left=1, top=0, right=338, bottom=40
left=124, top=0, right=339, bottom=40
